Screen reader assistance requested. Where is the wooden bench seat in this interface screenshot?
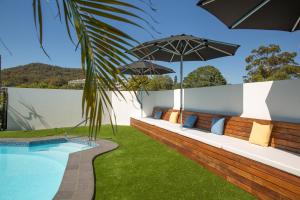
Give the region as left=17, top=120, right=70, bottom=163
left=130, top=107, right=300, bottom=200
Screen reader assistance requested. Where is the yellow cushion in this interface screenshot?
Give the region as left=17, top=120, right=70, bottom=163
left=249, top=121, right=273, bottom=147
left=169, top=112, right=179, bottom=124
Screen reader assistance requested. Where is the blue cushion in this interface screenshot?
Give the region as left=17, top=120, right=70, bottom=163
left=153, top=111, right=163, bottom=119
left=183, top=115, right=198, bottom=128
left=211, top=118, right=225, bottom=135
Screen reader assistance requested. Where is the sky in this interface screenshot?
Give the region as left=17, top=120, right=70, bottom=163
left=0, top=0, right=300, bottom=84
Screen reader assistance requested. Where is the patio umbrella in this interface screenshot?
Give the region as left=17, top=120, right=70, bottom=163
left=120, top=61, right=175, bottom=117
left=130, top=34, right=240, bottom=125
left=197, top=0, right=300, bottom=32
left=120, top=61, right=175, bottom=75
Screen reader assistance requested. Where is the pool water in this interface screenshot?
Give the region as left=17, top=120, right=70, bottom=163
left=0, top=141, right=92, bottom=200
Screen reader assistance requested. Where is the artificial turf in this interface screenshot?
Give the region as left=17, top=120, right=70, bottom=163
left=1, top=126, right=254, bottom=200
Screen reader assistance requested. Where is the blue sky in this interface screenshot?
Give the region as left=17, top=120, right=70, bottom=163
left=1, top=0, right=300, bottom=84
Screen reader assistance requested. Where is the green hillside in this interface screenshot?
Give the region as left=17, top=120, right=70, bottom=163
left=2, top=63, right=84, bottom=89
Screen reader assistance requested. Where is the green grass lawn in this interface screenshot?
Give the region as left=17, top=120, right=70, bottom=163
left=1, top=126, right=254, bottom=200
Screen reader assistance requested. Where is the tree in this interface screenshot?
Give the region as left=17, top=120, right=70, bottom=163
left=244, top=44, right=300, bottom=82
left=183, top=66, right=227, bottom=88
left=173, top=75, right=180, bottom=89
left=125, top=75, right=174, bottom=91
left=22, top=0, right=155, bottom=140
left=148, top=75, right=174, bottom=91
left=48, top=77, right=68, bottom=87
left=126, top=76, right=150, bottom=91
left=2, top=63, right=84, bottom=88
left=173, top=75, right=177, bottom=85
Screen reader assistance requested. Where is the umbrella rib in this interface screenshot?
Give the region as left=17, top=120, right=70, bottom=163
left=168, top=41, right=182, bottom=55
left=190, top=39, right=206, bottom=45
left=186, top=42, right=205, bottom=60
left=194, top=51, right=205, bottom=61
left=231, top=0, right=271, bottom=29
left=133, top=42, right=161, bottom=51
left=184, top=42, right=206, bottom=55
left=132, top=40, right=166, bottom=60
left=169, top=53, right=176, bottom=62
left=156, top=44, right=181, bottom=55
left=149, top=62, right=158, bottom=75
left=198, top=38, right=239, bottom=47
left=144, top=68, right=153, bottom=74
left=169, top=41, right=182, bottom=62
left=181, top=40, right=190, bottom=55
left=185, top=46, right=206, bottom=56
left=292, top=16, right=300, bottom=32
left=200, top=0, right=216, bottom=6
left=139, top=42, right=172, bottom=60
left=208, top=45, right=233, bottom=56
left=135, top=49, right=151, bottom=59
left=129, top=43, right=157, bottom=58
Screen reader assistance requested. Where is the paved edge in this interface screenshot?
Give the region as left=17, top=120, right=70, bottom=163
left=0, top=137, right=118, bottom=200
left=54, top=139, right=118, bottom=200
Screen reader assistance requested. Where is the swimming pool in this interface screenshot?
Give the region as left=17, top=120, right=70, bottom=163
left=0, top=139, right=94, bottom=200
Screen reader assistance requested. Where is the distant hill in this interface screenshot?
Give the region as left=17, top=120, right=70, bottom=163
left=2, top=63, right=84, bottom=89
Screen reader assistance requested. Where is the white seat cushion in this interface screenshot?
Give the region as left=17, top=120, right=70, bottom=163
left=221, top=136, right=300, bottom=177
left=133, top=116, right=223, bottom=148
left=131, top=116, right=300, bottom=177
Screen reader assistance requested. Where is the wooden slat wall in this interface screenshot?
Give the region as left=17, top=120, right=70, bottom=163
left=224, top=116, right=300, bottom=154
left=152, top=107, right=300, bottom=154
left=131, top=118, right=300, bottom=200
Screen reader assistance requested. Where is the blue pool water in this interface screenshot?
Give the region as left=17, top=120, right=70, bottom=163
left=0, top=140, right=93, bottom=200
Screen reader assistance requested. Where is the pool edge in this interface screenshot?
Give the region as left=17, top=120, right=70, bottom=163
left=54, top=139, right=118, bottom=200
left=0, top=137, right=118, bottom=200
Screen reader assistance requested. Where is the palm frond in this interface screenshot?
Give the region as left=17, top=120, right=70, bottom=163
left=33, top=0, right=156, bottom=140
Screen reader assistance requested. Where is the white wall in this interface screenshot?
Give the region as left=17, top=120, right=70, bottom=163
left=7, top=88, right=86, bottom=130
left=241, top=81, right=273, bottom=120
left=173, top=89, right=181, bottom=110
left=242, top=80, right=300, bottom=123
left=151, top=80, right=300, bottom=123
left=7, top=88, right=147, bottom=130
left=184, top=84, right=243, bottom=115
left=6, top=79, right=300, bottom=130
left=110, top=91, right=151, bottom=125
left=153, top=90, right=174, bottom=109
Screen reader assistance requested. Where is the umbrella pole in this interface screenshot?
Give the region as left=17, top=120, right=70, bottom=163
left=139, top=88, right=143, bottom=118
left=141, top=90, right=143, bottom=118
left=180, top=55, right=183, bottom=127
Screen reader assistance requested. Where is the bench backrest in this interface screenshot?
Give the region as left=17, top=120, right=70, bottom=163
left=153, top=107, right=300, bottom=154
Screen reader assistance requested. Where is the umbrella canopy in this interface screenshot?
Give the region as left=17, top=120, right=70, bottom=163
left=130, top=34, right=239, bottom=125
left=120, top=61, right=175, bottom=75
left=130, top=34, right=239, bottom=62
left=197, top=0, right=300, bottom=32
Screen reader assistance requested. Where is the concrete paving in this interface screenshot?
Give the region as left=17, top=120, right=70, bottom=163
left=54, top=139, right=118, bottom=200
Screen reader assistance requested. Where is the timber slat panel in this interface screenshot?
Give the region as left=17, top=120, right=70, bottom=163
left=131, top=118, right=300, bottom=200
left=132, top=118, right=300, bottom=189
left=152, top=107, right=300, bottom=154
left=157, top=126, right=300, bottom=196
left=271, top=145, right=300, bottom=154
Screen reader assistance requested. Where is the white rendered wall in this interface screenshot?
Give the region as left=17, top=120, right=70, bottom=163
left=241, top=81, right=273, bottom=120
left=6, top=88, right=152, bottom=130
left=151, top=80, right=300, bottom=123
left=110, top=91, right=155, bottom=125
left=173, top=89, right=182, bottom=110
left=6, top=79, right=300, bottom=130
left=184, top=84, right=243, bottom=115
left=242, top=80, right=300, bottom=123
left=153, top=90, right=174, bottom=109
left=7, top=88, right=87, bottom=130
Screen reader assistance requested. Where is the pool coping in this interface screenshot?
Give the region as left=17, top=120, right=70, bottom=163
left=0, top=136, right=119, bottom=200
